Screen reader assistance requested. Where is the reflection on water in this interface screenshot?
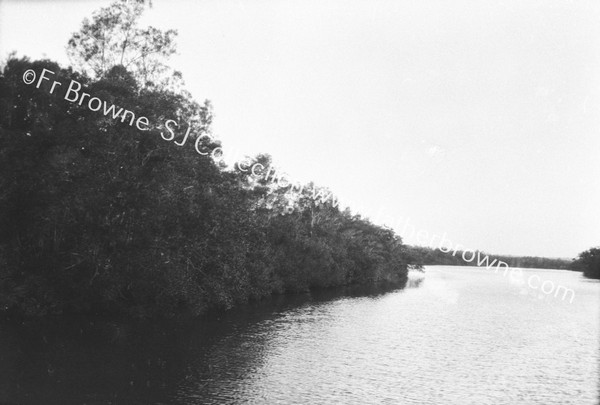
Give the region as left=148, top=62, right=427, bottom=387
left=1, top=267, right=598, bottom=404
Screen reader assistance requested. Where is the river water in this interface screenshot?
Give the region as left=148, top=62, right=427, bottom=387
left=1, top=266, right=598, bottom=404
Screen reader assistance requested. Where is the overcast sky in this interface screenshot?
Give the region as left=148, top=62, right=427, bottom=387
left=1, top=0, right=599, bottom=258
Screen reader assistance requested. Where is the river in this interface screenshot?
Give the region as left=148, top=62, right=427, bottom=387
left=1, top=266, right=598, bottom=404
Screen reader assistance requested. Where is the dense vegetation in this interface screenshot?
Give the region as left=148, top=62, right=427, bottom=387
left=406, top=246, right=572, bottom=270
left=0, top=1, right=413, bottom=318
left=569, top=247, right=600, bottom=279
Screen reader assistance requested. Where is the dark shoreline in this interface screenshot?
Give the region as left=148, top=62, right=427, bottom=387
left=0, top=277, right=411, bottom=325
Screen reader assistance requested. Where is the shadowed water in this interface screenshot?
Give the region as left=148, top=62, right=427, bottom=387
left=1, top=266, right=598, bottom=404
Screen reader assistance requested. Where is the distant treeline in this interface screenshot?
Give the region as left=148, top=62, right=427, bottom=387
left=405, top=246, right=572, bottom=270
left=407, top=245, right=600, bottom=279
left=0, top=57, right=413, bottom=318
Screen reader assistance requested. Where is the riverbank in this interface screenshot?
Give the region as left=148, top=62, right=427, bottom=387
left=0, top=273, right=412, bottom=323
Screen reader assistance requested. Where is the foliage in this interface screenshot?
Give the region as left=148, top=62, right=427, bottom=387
left=0, top=56, right=411, bottom=318
left=0, top=0, right=416, bottom=318
left=67, top=0, right=178, bottom=87
left=570, top=247, right=600, bottom=279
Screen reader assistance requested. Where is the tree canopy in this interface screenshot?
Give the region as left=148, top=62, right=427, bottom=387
left=0, top=1, right=414, bottom=317
left=570, top=247, right=600, bottom=279
left=67, top=0, right=178, bottom=88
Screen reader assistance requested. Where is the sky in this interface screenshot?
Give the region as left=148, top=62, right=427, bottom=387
left=1, top=0, right=599, bottom=258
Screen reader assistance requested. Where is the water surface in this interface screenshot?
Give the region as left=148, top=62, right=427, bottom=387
left=1, top=266, right=598, bottom=404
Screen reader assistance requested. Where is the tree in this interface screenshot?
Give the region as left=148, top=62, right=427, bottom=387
left=67, top=0, right=177, bottom=87
left=571, top=247, right=600, bottom=279
left=0, top=3, right=416, bottom=319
